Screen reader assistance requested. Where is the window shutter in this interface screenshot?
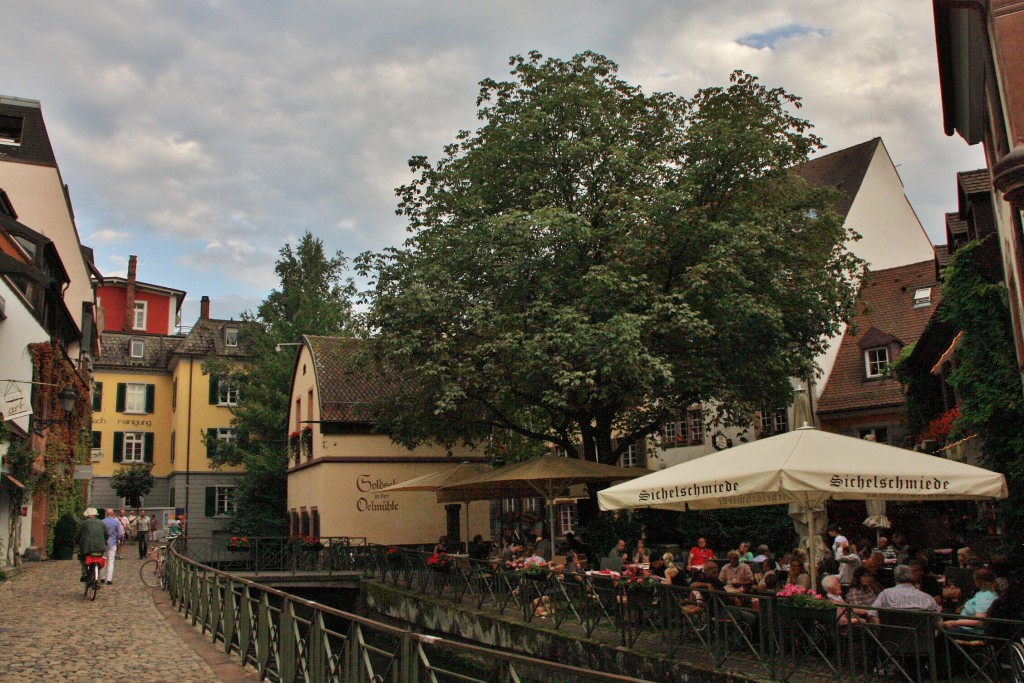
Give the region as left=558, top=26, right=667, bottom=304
left=113, top=432, right=124, bottom=462
left=144, top=433, right=154, bottom=463
left=205, top=487, right=216, bottom=517
left=116, top=383, right=126, bottom=412
left=145, top=384, right=155, bottom=413
left=209, top=377, right=219, bottom=405
left=92, top=382, right=103, bottom=411
left=206, top=428, right=216, bottom=455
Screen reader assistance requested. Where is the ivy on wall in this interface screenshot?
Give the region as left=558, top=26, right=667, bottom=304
left=937, top=241, right=1024, bottom=556
left=27, top=341, right=90, bottom=555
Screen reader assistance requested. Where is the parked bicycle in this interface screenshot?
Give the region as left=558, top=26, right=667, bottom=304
left=140, top=544, right=169, bottom=589
left=83, top=552, right=105, bottom=600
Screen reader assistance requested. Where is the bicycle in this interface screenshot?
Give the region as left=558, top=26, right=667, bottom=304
left=140, top=544, right=169, bottom=589
left=83, top=553, right=105, bottom=601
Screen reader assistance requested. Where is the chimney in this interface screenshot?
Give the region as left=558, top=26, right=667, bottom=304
left=200, top=295, right=210, bottom=321
left=124, top=254, right=138, bottom=332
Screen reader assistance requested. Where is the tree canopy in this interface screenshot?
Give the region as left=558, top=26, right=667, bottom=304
left=208, top=232, right=357, bottom=535
left=358, top=52, right=864, bottom=465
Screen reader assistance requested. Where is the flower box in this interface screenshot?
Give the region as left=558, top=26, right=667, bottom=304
left=226, top=545, right=250, bottom=553
left=301, top=542, right=324, bottom=552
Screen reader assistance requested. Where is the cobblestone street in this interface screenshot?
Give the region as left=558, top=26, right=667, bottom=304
left=0, top=553, right=258, bottom=683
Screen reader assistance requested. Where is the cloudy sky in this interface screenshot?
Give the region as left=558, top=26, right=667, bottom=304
left=2, top=1, right=983, bottom=323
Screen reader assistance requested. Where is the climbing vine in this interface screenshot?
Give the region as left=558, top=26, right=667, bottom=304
left=939, top=241, right=1024, bottom=556
left=27, top=341, right=90, bottom=555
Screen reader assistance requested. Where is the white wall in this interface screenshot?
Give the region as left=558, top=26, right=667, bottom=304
left=0, top=161, right=93, bottom=356
left=0, top=278, right=49, bottom=433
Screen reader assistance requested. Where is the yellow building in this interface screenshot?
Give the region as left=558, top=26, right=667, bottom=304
left=285, top=335, right=489, bottom=545
left=91, top=295, right=246, bottom=536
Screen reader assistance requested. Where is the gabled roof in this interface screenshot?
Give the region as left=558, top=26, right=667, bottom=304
left=957, top=169, right=990, bottom=196
left=304, top=335, right=382, bottom=424
left=173, top=318, right=247, bottom=358
left=945, top=211, right=969, bottom=238
left=99, top=276, right=185, bottom=301
left=817, top=260, right=941, bottom=415
left=794, top=138, right=881, bottom=221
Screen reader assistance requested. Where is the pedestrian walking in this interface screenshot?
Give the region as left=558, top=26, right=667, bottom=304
left=102, top=508, right=124, bottom=584
left=116, top=508, right=130, bottom=559
left=135, top=509, right=152, bottom=559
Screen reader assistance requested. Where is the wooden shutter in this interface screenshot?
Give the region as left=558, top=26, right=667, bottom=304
left=145, top=384, right=155, bottom=413
left=113, top=432, right=124, bottom=462
left=206, top=428, right=216, bottom=456
left=143, top=433, right=154, bottom=463
left=205, top=487, right=216, bottom=517
left=116, top=383, right=126, bottom=412
left=209, top=377, right=219, bottom=405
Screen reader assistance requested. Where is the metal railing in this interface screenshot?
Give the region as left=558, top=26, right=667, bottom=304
left=175, top=536, right=370, bottom=575
left=367, top=547, right=1024, bottom=683
left=166, top=540, right=654, bottom=683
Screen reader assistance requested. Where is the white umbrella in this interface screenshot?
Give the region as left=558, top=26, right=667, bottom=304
left=598, top=426, right=1007, bottom=585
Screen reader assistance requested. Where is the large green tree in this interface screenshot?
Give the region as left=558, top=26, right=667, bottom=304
left=208, top=232, right=357, bottom=535
left=359, top=52, right=864, bottom=464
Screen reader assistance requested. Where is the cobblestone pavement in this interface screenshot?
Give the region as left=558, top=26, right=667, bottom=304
left=0, top=553, right=258, bottom=683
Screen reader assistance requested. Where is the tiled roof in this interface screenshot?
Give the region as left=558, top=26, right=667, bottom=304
left=936, top=246, right=955, bottom=272
left=817, top=261, right=941, bottom=415
left=957, top=169, right=990, bottom=196
left=945, top=212, right=969, bottom=237
left=305, top=335, right=383, bottom=423
left=795, top=138, right=880, bottom=221
left=94, top=332, right=183, bottom=370
left=174, top=318, right=247, bottom=358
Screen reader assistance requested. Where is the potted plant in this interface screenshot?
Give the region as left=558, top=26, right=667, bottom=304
left=386, top=547, right=402, bottom=563
left=426, top=552, right=450, bottom=572
left=774, top=584, right=835, bottom=631
left=227, top=536, right=251, bottom=552
left=299, top=535, right=323, bottom=552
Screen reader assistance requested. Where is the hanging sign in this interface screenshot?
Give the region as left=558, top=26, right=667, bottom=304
left=3, top=381, right=32, bottom=421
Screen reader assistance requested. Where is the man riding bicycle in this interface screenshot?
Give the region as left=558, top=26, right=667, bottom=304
left=74, top=507, right=106, bottom=580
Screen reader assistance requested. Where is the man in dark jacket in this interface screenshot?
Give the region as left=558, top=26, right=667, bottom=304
left=74, top=507, right=107, bottom=578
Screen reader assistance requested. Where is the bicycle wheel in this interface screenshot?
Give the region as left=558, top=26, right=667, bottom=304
left=87, top=566, right=99, bottom=601
left=140, top=559, right=162, bottom=588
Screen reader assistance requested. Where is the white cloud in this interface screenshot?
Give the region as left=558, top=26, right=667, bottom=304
left=2, top=0, right=985, bottom=312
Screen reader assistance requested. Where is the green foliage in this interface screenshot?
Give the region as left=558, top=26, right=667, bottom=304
left=359, top=52, right=864, bottom=465
left=110, top=463, right=155, bottom=508
left=939, top=240, right=1024, bottom=554
left=587, top=510, right=644, bottom=561
left=206, top=232, right=358, bottom=537
left=638, top=506, right=796, bottom=554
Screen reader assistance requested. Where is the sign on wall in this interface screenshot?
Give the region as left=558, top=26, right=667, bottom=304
left=3, top=381, right=32, bottom=421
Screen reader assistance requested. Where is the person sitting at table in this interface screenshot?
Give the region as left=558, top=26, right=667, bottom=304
left=648, top=554, right=667, bottom=579
left=784, top=558, right=811, bottom=589
left=631, top=539, right=650, bottom=565
left=908, top=559, right=943, bottom=607
left=687, top=537, right=714, bottom=572
left=752, top=544, right=769, bottom=564
left=822, top=574, right=864, bottom=630
left=662, top=552, right=681, bottom=584
left=869, top=565, right=941, bottom=621
left=501, top=539, right=523, bottom=566
left=608, top=538, right=628, bottom=564
left=693, top=561, right=757, bottom=626
left=737, top=541, right=754, bottom=563
left=862, top=551, right=890, bottom=592
left=691, top=561, right=723, bottom=591
left=560, top=549, right=583, bottom=574
left=719, top=550, right=755, bottom=592
left=846, top=567, right=879, bottom=608
left=941, top=568, right=1000, bottom=636
left=873, top=537, right=898, bottom=564
left=956, top=546, right=972, bottom=568
left=468, top=535, right=491, bottom=561
left=522, top=544, right=547, bottom=567
left=434, top=535, right=449, bottom=555
left=535, top=531, right=553, bottom=562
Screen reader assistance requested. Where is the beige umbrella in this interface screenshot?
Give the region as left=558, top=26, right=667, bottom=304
left=437, top=454, right=641, bottom=552
left=381, top=462, right=492, bottom=552
left=598, top=426, right=1007, bottom=585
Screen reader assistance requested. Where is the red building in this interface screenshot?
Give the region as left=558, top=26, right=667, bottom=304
left=96, top=254, right=185, bottom=335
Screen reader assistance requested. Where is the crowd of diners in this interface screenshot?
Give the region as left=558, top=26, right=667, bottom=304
left=429, top=525, right=1024, bottom=638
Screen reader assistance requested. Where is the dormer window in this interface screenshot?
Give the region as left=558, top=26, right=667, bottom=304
left=225, top=326, right=238, bottom=347
left=130, top=339, right=145, bottom=358
left=864, top=347, right=889, bottom=378
left=913, top=287, right=932, bottom=308
left=0, top=115, right=24, bottom=146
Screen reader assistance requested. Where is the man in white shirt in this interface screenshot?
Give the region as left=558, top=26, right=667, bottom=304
left=828, top=525, right=848, bottom=560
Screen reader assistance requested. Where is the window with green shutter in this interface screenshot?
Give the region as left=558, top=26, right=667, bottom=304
left=116, top=383, right=126, bottom=412
left=113, top=432, right=124, bottom=462
left=92, top=382, right=103, bottom=411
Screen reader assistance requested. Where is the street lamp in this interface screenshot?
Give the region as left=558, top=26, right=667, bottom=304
left=30, top=386, right=78, bottom=435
